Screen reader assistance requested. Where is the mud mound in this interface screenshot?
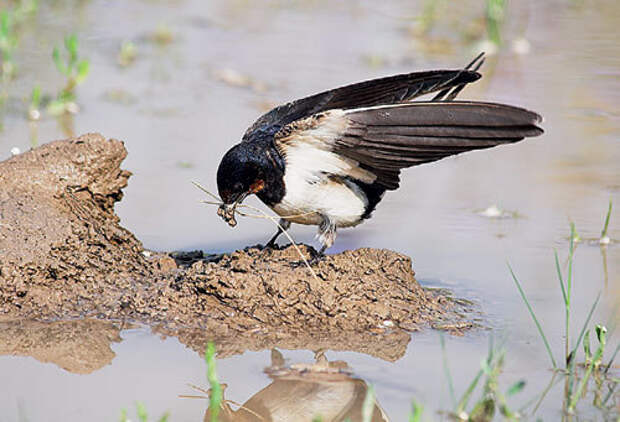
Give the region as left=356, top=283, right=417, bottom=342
left=174, top=245, right=444, bottom=332
left=0, top=134, right=470, bottom=361
left=0, top=134, right=154, bottom=319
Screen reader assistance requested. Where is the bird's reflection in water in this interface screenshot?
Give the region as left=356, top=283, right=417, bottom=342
left=204, top=349, right=389, bottom=422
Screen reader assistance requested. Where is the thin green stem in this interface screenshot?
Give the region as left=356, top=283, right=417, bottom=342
left=569, top=326, right=607, bottom=411
left=601, top=199, right=612, bottom=239
left=508, top=263, right=557, bottom=368
left=440, top=332, right=456, bottom=408
left=205, top=342, right=222, bottom=422
left=570, top=292, right=602, bottom=362
left=555, top=249, right=568, bottom=306
left=604, top=342, right=620, bottom=374
left=456, top=369, right=484, bottom=413
left=566, top=223, right=576, bottom=365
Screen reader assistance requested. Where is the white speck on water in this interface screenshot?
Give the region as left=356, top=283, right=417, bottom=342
left=66, top=102, right=80, bottom=114
left=28, top=109, right=41, bottom=121
left=476, top=39, right=498, bottom=56
left=479, top=204, right=503, bottom=218
left=512, top=37, right=531, bottom=55
left=141, top=250, right=152, bottom=257
left=10, top=147, right=20, bottom=156
left=599, top=236, right=610, bottom=245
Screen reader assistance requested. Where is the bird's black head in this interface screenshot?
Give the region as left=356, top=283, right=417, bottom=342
left=216, top=143, right=268, bottom=227
left=217, top=143, right=266, bottom=205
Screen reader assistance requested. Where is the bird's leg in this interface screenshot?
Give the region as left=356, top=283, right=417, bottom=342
left=308, top=215, right=336, bottom=265
left=289, top=215, right=335, bottom=268
left=265, top=218, right=290, bottom=249
left=307, top=245, right=328, bottom=266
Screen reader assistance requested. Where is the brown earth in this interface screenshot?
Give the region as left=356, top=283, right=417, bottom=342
left=0, top=133, right=472, bottom=364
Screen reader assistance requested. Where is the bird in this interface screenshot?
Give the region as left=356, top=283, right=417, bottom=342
left=216, top=53, right=543, bottom=262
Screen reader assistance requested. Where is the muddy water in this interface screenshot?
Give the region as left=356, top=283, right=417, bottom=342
left=1, top=0, right=619, bottom=421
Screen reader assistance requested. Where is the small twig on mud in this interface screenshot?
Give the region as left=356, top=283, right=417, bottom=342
left=192, top=181, right=321, bottom=285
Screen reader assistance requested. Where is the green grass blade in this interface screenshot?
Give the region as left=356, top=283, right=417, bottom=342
left=136, top=402, right=148, bottom=422
left=440, top=332, right=456, bottom=408
left=569, top=326, right=607, bottom=411
left=456, top=368, right=483, bottom=413
left=602, top=380, right=618, bottom=406
left=30, top=85, right=41, bottom=106
left=604, top=342, right=620, bottom=374
left=569, top=291, right=601, bottom=361
left=554, top=249, right=568, bottom=306
left=75, top=59, right=90, bottom=84
left=506, top=380, right=526, bottom=396
left=205, top=341, right=223, bottom=422
left=409, top=400, right=424, bottom=422
left=52, top=46, right=67, bottom=75
left=565, top=223, right=576, bottom=363
left=601, top=199, right=612, bottom=238
left=508, top=263, right=557, bottom=368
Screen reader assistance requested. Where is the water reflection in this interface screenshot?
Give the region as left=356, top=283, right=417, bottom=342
left=155, top=324, right=412, bottom=363
left=0, top=319, right=123, bottom=374
left=202, top=349, right=388, bottom=422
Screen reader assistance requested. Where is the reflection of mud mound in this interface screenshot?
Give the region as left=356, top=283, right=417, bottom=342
left=0, top=319, right=121, bottom=374
left=157, top=324, right=411, bottom=362
left=0, top=134, right=469, bottom=359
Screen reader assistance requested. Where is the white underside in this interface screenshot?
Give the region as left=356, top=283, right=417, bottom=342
left=270, top=171, right=367, bottom=228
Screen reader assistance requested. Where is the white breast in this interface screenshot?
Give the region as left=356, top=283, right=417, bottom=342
left=271, top=146, right=368, bottom=228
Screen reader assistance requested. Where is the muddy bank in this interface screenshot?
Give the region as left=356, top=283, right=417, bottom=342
left=0, top=134, right=470, bottom=360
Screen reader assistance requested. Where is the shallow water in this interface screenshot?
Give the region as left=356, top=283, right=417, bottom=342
left=1, top=0, right=619, bottom=420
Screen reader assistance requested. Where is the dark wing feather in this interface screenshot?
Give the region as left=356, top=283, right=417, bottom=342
left=243, top=69, right=481, bottom=140
left=339, top=101, right=543, bottom=189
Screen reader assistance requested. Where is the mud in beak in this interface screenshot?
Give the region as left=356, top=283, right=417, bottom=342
left=217, top=192, right=248, bottom=227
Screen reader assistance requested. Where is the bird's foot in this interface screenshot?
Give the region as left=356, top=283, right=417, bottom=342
left=260, top=241, right=280, bottom=258
left=263, top=240, right=279, bottom=250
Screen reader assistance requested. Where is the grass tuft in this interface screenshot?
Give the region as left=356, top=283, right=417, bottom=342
left=48, top=33, right=89, bottom=116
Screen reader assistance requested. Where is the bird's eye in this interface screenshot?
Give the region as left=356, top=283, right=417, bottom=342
left=233, top=182, right=243, bottom=191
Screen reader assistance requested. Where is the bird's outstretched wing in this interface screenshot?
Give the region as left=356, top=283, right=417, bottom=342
left=243, top=69, right=481, bottom=140
left=274, top=101, right=543, bottom=190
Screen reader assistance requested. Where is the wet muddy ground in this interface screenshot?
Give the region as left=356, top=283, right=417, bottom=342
left=1, top=0, right=619, bottom=421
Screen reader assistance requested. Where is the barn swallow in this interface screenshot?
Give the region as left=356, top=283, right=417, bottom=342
left=216, top=54, right=543, bottom=261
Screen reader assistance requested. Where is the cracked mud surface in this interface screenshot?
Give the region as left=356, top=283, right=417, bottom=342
left=0, top=134, right=472, bottom=362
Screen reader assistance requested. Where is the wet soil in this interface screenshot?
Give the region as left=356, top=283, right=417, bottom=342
left=0, top=134, right=469, bottom=361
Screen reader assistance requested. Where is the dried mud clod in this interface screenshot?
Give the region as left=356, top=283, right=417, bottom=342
left=0, top=133, right=473, bottom=361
